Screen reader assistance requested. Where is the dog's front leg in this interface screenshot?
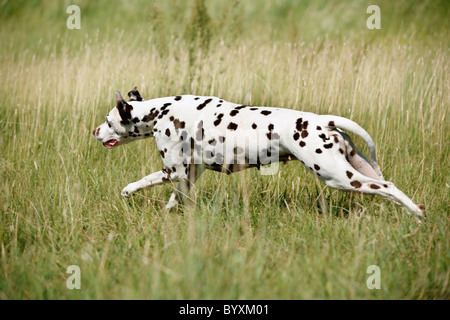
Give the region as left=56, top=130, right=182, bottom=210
left=121, top=169, right=177, bottom=197
left=165, top=165, right=204, bottom=210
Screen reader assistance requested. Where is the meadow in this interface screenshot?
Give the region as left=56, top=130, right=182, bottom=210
left=0, top=0, right=448, bottom=299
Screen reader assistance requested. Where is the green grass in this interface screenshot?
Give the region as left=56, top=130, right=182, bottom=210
left=0, top=0, right=449, bottom=299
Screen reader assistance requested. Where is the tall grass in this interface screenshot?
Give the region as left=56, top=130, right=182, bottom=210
left=0, top=0, right=448, bottom=299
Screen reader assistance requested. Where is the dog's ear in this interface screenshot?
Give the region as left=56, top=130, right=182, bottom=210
left=127, top=86, right=144, bottom=101
left=115, top=91, right=133, bottom=123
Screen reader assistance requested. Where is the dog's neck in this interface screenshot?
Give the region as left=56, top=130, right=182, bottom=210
left=125, top=99, right=173, bottom=138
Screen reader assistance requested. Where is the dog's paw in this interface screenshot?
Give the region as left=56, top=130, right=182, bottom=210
left=417, top=204, right=426, bottom=221
left=165, top=199, right=179, bottom=211
left=121, top=184, right=136, bottom=197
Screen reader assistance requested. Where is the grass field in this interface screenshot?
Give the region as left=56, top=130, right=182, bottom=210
left=0, top=0, right=449, bottom=299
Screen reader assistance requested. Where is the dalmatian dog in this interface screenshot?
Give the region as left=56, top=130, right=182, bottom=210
left=92, top=87, right=426, bottom=221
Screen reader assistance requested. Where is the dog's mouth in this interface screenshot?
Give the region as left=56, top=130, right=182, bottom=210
left=103, top=139, right=118, bottom=148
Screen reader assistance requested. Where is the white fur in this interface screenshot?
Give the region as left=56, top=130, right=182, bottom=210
left=93, top=91, right=425, bottom=221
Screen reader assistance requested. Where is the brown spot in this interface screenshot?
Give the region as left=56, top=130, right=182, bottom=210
left=174, top=96, right=182, bottom=101
left=157, top=109, right=170, bottom=119
left=267, top=132, right=280, bottom=140
left=230, top=110, right=239, bottom=116
left=316, top=126, right=322, bottom=130
left=346, top=171, right=353, bottom=179
left=300, top=141, right=306, bottom=147
left=315, top=148, right=322, bottom=154
left=339, top=148, right=344, bottom=154
left=261, top=110, right=271, bottom=116
left=161, top=103, right=172, bottom=110
left=301, top=130, right=309, bottom=138
left=293, top=132, right=300, bottom=140
left=142, top=110, right=159, bottom=122
left=165, top=129, right=171, bottom=137
left=350, top=150, right=356, bottom=157
left=350, top=181, right=362, bottom=188
left=328, top=121, right=335, bottom=127
left=268, top=124, right=274, bottom=131
left=214, top=113, right=224, bottom=126
left=324, top=143, right=333, bottom=149
left=383, top=184, right=388, bottom=188
left=318, top=133, right=329, bottom=142
left=219, top=136, right=226, bottom=143
left=252, top=123, right=257, bottom=129
left=314, top=164, right=320, bottom=171
left=333, top=135, right=339, bottom=143
left=159, top=150, right=165, bottom=158
left=197, top=98, right=213, bottom=110
left=296, top=118, right=303, bottom=130
left=173, top=119, right=186, bottom=130
left=208, top=139, right=216, bottom=145
left=370, top=184, right=380, bottom=189
left=302, top=121, right=309, bottom=130
left=228, top=122, right=238, bottom=130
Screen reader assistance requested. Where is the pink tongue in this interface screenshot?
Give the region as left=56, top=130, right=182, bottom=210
left=104, top=139, right=118, bottom=147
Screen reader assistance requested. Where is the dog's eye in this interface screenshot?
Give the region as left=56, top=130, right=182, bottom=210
left=105, top=117, right=112, bottom=128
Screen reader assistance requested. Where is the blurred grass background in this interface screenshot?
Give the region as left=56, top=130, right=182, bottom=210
left=0, top=0, right=449, bottom=299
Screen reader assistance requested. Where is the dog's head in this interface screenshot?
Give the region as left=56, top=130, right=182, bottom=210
left=92, top=89, right=148, bottom=149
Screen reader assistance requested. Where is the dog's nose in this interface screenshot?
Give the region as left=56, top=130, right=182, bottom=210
left=92, top=128, right=99, bottom=137
left=92, top=129, right=96, bottom=136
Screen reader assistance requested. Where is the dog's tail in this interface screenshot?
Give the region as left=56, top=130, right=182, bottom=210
left=324, top=115, right=383, bottom=177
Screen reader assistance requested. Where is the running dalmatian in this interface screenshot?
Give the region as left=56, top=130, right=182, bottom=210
left=92, top=87, right=426, bottom=221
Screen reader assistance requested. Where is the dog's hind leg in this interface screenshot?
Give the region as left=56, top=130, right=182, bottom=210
left=289, top=141, right=425, bottom=221
left=323, top=160, right=426, bottom=221
left=334, top=130, right=384, bottom=181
